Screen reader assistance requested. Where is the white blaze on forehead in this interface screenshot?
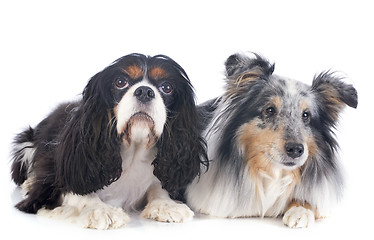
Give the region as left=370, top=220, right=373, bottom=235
left=115, top=79, right=167, bottom=137
left=285, top=78, right=300, bottom=97
left=280, top=77, right=309, bottom=98
left=272, top=75, right=318, bottom=116
left=286, top=78, right=318, bottom=115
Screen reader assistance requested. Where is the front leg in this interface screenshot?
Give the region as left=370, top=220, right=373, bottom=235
left=283, top=201, right=315, bottom=228
left=141, top=181, right=194, bottom=223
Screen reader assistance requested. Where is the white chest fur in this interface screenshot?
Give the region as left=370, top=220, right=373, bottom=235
left=98, top=143, right=157, bottom=210
left=187, top=161, right=294, bottom=218
left=249, top=167, right=294, bottom=217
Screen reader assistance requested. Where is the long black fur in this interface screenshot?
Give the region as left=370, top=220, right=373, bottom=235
left=11, top=127, right=34, bottom=185
left=11, top=53, right=207, bottom=213
left=151, top=56, right=208, bottom=200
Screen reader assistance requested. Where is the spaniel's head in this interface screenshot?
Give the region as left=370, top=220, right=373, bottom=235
left=57, top=54, right=207, bottom=199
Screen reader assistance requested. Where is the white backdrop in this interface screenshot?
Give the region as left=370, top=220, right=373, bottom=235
left=1, top=1, right=373, bottom=239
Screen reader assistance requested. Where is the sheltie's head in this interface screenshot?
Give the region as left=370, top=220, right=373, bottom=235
left=210, top=53, right=357, bottom=185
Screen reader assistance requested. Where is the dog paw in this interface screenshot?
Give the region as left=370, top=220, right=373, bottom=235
left=80, top=206, right=130, bottom=230
left=38, top=205, right=130, bottom=230
left=141, top=199, right=194, bottom=223
left=283, top=206, right=315, bottom=228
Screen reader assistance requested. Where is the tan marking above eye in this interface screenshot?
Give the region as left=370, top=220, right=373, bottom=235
left=270, top=96, right=282, bottom=109
left=300, top=100, right=309, bottom=111
left=149, top=67, right=168, bottom=80
left=124, top=65, right=143, bottom=79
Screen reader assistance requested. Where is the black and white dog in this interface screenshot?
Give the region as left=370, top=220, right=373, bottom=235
left=186, top=53, right=357, bottom=228
left=11, top=53, right=207, bottom=229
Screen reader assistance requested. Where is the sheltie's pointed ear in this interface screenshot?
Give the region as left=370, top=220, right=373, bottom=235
left=312, top=72, right=358, bottom=123
left=225, top=53, right=274, bottom=81
left=224, top=53, right=274, bottom=99
left=55, top=71, right=123, bottom=195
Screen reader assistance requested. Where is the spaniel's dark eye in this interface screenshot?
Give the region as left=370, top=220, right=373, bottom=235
left=160, top=82, right=173, bottom=94
left=115, top=77, right=129, bottom=89
left=302, top=111, right=311, bottom=123
left=265, top=106, right=277, bottom=117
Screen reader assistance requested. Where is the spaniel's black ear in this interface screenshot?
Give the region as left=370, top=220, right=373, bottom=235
left=312, top=72, right=358, bottom=124
left=55, top=72, right=122, bottom=195
left=152, top=86, right=208, bottom=201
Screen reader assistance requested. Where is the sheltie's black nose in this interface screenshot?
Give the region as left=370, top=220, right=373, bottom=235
left=285, top=142, right=304, bottom=159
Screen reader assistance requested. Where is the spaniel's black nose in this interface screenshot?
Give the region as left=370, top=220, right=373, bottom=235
left=134, top=86, right=155, bottom=103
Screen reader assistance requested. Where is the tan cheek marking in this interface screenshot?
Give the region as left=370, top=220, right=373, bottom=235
left=307, top=134, right=318, bottom=158
left=238, top=121, right=301, bottom=196
left=238, top=121, right=298, bottom=178
left=124, top=65, right=143, bottom=79
left=238, top=121, right=278, bottom=178
left=149, top=67, right=168, bottom=80
left=113, top=105, right=118, bottom=116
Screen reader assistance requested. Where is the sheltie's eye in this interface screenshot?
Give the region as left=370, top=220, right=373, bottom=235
left=302, top=111, right=311, bottom=123
left=265, top=106, right=277, bottom=118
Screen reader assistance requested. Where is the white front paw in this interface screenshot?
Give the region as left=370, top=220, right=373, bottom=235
left=39, top=205, right=130, bottom=230
left=80, top=206, right=130, bottom=230
left=283, top=206, right=315, bottom=228
left=141, top=199, right=194, bottom=223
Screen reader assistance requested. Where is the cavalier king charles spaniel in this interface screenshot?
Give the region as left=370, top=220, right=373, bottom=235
left=186, top=52, right=357, bottom=228
left=11, top=53, right=207, bottom=229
